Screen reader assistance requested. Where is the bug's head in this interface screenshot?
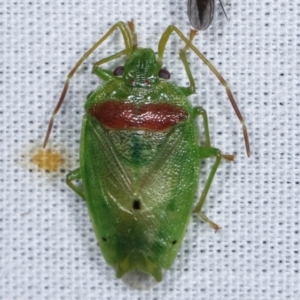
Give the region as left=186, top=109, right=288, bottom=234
left=113, top=48, right=170, bottom=88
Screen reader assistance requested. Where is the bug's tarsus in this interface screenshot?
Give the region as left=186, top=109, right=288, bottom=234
left=128, top=20, right=138, bottom=49
left=222, top=153, right=235, bottom=161
left=197, top=211, right=220, bottom=232
left=189, top=29, right=198, bottom=42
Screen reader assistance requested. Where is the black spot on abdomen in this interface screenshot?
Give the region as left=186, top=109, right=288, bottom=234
left=132, top=199, right=141, bottom=210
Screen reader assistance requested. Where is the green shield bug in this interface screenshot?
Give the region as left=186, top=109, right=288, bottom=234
left=43, top=21, right=250, bottom=281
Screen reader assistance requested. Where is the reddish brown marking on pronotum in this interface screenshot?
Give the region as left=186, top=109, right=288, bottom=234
left=88, top=101, right=188, bottom=131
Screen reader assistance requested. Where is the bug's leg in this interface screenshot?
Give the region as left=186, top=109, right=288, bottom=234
left=193, top=107, right=235, bottom=160
left=158, top=25, right=250, bottom=157
left=66, top=168, right=86, bottom=200
left=179, top=30, right=198, bottom=96
left=92, top=21, right=138, bottom=81
left=43, top=21, right=133, bottom=148
left=195, top=147, right=223, bottom=231
left=92, top=49, right=128, bottom=81
left=198, top=211, right=220, bottom=232
left=193, top=106, right=211, bottom=147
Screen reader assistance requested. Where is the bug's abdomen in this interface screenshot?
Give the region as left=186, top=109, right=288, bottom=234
left=81, top=100, right=199, bottom=277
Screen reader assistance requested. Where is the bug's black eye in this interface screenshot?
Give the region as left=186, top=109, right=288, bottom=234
left=113, top=66, right=124, bottom=76
left=158, top=68, right=170, bottom=79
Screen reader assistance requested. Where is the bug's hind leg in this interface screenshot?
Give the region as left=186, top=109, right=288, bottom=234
left=66, top=168, right=86, bottom=200
left=195, top=147, right=221, bottom=231
left=195, top=146, right=234, bottom=231
left=192, top=106, right=234, bottom=231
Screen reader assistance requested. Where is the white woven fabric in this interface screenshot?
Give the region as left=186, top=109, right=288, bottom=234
left=1, top=1, right=299, bottom=299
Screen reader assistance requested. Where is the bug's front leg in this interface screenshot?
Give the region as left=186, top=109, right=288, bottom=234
left=178, top=30, right=197, bottom=96
left=92, top=67, right=114, bottom=81
left=66, top=168, right=86, bottom=200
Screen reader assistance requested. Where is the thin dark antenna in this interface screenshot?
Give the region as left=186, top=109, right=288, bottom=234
left=219, top=0, right=228, bottom=20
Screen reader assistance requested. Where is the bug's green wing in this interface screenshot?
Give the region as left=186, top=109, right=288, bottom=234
left=80, top=113, right=200, bottom=280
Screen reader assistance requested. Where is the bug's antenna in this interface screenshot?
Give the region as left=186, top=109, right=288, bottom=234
left=158, top=25, right=251, bottom=157
left=43, top=22, right=132, bottom=148
left=219, top=0, right=228, bottom=20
